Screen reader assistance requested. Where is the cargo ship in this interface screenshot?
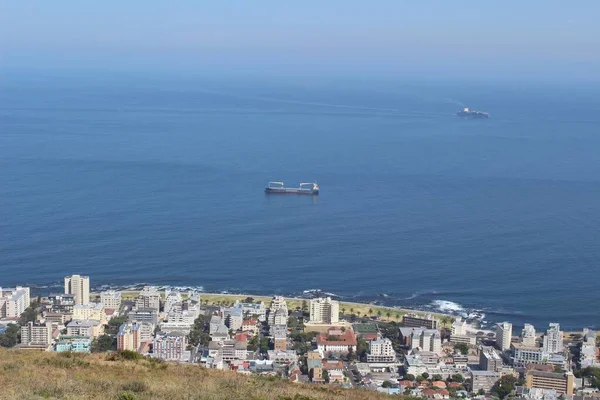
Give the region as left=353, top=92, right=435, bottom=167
left=457, top=107, right=489, bottom=119
left=265, top=181, right=319, bottom=195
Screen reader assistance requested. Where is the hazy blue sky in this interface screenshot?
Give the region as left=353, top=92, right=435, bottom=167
left=2, top=1, right=599, bottom=80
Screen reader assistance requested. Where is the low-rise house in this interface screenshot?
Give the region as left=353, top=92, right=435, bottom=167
left=322, top=359, right=344, bottom=372
left=242, top=318, right=259, bottom=335
left=267, top=350, right=298, bottom=363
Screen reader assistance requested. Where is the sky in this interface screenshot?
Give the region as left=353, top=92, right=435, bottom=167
left=1, top=1, right=599, bottom=80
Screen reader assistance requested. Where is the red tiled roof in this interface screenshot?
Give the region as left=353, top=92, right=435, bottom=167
left=235, top=333, right=249, bottom=342
left=243, top=318, right=258, bottom=326
left=399, top=380, right=414, bottom=387
left=448, top=382, right=462, bottom=388
left=439, top=389, right=450, bottom=396
left=105, top=309, right=115, bottom=316
left=423, top=389, right=437, bottom=396
left=322, top=360, right=343, bottom=370
left=433, top=381, right=447, bottom=388
left=316, top=329, right=357, bottom=346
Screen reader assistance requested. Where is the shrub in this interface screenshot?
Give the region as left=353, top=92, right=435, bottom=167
left=121, top=381, right=148, bottom=393
left=117, top=392, right=137, bottom=400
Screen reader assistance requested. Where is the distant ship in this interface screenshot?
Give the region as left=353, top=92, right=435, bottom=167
left=265, top=181, right=319, bottom=195
left=457, top=107, right=489, bottom=119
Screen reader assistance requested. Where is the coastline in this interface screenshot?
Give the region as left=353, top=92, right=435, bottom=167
left=91, top=290, right=456, bottom=326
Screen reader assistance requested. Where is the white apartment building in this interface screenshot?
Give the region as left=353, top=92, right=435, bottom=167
left=72, top=302, right=106, bottom=324
left=136, top=286, right=161, bottom=311
left=452, top=318, right=468, bottom=336
left=100, top=291, right=121, bottom=311
left=420, top=329, right=442, bottom=354
left=163, top=291, right=182, bottom=314
left=309, top=297, right=339, bottom=324
left=367, top=337, right=396, bottom=363
left=496, top=322, right=513, bottom=351
left=20, top=322, right=52, bottom=346
left=64, top=275, right=90, bottom=305
left=153, top=332, right=188, bottom=361
left=543, top=323, right=564, bottom=354
left=0, top=286, right=30, bottom=318
left=521, top=324, right=537, bottom=347
left=268, top=296, right=289, bottom=325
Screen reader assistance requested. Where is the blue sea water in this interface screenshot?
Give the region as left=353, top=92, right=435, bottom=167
left=1, top=71, right=599, bottom=330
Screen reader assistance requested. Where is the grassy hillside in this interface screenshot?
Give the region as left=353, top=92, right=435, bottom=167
left=0, top=349, right=395, bottom=400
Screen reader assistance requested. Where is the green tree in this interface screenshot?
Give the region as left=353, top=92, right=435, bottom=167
left=242, top=297, right=255, bottom=303
left=395, top=314, right=401, bottom=321
left=188, top=315, right=210, bottom=347
left=105, top=315, right=128, bottom=335
left=406, top=374, right=416, bottom=381
left=416, top=375, right=425, bottom=382
left=368, top=308, right=373, bottom=316
left=386, top=311, right=391, bottom=319
left=19, top=301, right=40, bottom=325
left=491, top=375, right=518, bottom=399
left=454, top=342, right=469, bottom=355
left=259, top=337, right=270, bottom=354
left=356, top=338, right=369, bottom=362
left=377, top=310, right=382, bottom=318
left=92, top=334, right=117, bottom=352
left=0, top=324, right=20, bottom=347
left=432, top=374, right=443, bottom=381
left=451, top=374, right=464, bottom=383
left=341, top=307, right=346, bottom=315
left=247, top=335, right=259, bottom=351
left=382, top=380, right=393, bottom=388
left=478, top=389, right=485, bottom=395
left=322, top=369, right=330, bottom=383
left=421, top=372, right=429, bottom=379
left=350, top=308, right=354, bottom=314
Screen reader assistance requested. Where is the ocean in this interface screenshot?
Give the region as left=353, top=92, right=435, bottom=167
left=1, top=71, right=599, bottom=330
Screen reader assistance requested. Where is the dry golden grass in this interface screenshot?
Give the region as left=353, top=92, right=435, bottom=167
left=0, top=349, right=396, bottom=400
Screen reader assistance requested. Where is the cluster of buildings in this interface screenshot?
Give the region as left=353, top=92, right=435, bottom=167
left=2, top=277, right=600, bottom=399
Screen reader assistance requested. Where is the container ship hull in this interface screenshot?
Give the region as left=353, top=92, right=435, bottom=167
left=265, top=181, right=319, bottom=195
left=265, top=187, right=319, bottom=195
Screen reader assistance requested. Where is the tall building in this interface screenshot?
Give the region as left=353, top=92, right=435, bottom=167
left=20, top=322, right=52, bottom=346
left=479, top=346, right=502, bottom=372
left=268, top=296, right=289, bottom=326
left=0, top=286, right=30, bottom=318
left=420, top=329, right=442, bottom=353
left=496, top=322, right=512, bottom=351
left=136, top=286, right=161, bottom=311
left=118, top=323, right=141, bottom=352
left=100, top=291, right=122, bottom=311
left=521, top=324, right=536, bottom=347
left=543, top=323, right=563, bottom=354
left=153, top=332, right=188, bottom=361
left=367, top=338, right=396, bottom=363
left=64, top=275, right=90, bottom=305
left=309, top=297, right=339, bottom=324
left=451, top=317, right=467, bottom=336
